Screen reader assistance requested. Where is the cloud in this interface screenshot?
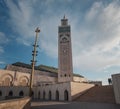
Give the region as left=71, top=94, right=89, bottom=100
left=0, top=32, right=9, bottom=44
left=5, top=0, right=37, bottom=46
left=0, top=32, right=9, bottom=54
left=72, top=1, right=120, bottom=72
left=4, top=0, right=120, bottom=75
left=0, top=61, right=5, bottom=65
left=5, top=0, right=69, bottom=56
left=0, top=46, right=4, bottom=54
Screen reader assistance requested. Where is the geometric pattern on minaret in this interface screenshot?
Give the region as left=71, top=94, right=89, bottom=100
left=58, top=16, right=73, bottom=82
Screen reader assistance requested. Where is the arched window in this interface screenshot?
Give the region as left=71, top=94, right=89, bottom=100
left=56, top=90, right=59, bottom=101
left=64, top=74, right=67, bottom=77
left=32, top=91, right=34, bottom=99
left=19, top=91, right=24, bottom=96
left=0, top=91, right=2, bottom=96
left=9, top=91, right=13, bottom=96
left=62, top=37, right=67, bottom=43
left=43, top=91, right=45, bottom=100
left=64, top=90, right=69, bottom=101
left=38, top=91, right=40, bottom=99
left=49, top=91, right=52, bottom=100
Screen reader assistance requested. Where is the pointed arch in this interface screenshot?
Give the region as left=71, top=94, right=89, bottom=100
left=9, top=90, right=13, bottom=96
left=19, top=91, right=24, bottom=96
left=49, top=91, right=52, bottom=100
left=0, top=91, right=2, bottom=96
left=56, top=90, right=59, bottom=101
left=32, top=91, right=34, bottom=99
left=43, top=91, right=45, bottom=100
left=64, top=90, right=69, bottom=101
left=38, top=91, right=40, bottom=99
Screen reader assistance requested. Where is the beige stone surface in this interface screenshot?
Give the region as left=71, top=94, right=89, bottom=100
left=58, top=17, right=73, bottom=82
left=71, top=82, right=94, bottom=100
left=35, top=82, right=71, bottom=101
left=0, top=97, right=30, bottom=109
left=0, top=86, right=29, bottom=100
left=73, top=76, right=87, bottom=82
left=0, top=69, right=30, bottom=86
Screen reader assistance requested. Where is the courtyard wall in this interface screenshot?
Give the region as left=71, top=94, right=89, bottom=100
left=112, top=73, right=120, bottom=104
left=70, top=82, right=94, bottom=100
left=0, top=86, right=29, bottom=100
left=35, top=82, right=71, bottom=101
left=0, top=82, right=71, bottom=101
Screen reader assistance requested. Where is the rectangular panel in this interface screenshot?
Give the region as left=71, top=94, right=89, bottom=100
left=59, top=26, right=70, bottom=33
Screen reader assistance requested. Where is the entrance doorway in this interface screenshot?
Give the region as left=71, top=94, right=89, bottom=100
left=64, top=90, right=69, bottom=101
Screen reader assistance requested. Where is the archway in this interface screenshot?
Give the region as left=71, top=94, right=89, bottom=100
left=32, top=91, right=34, bottom=99
left=56, top=90, right=59, bottom=101
left=0, top=91, right=2, bottom=96
left=43, top=91, right=45, bottom=100
left=38, top=91, right=40, bottom=99
left=64, top=90, right=69, bottom=101
left=19, top=91, right=24, bottom=97
left=49, top=91, right=52, bottom=100
left=9, top=90, right=13, bottom=96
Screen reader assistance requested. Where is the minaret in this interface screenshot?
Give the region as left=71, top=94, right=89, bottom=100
left=58, top=16, right=73, bottom=82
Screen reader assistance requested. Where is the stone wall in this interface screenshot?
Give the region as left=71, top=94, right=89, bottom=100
left=0, top=86, right=29, bottom=100
left=0, top=82, right=71, bottom=101
left=112, top=73, right=120, bottom=104
left=34, top=82, right=71, bottom=101
left=6, top=64, right=57, bottom=77
left=88, top=81, right=102, bottom=86
left=0, top=69, right=57, bottom=86
left=0, top=70, right=30, bottom=86
left=0, top=97, right=30, bottom=109
left=70, top=82, right=94, bottom=100
left=34, top=75, right=57, bottom=86
left=73, top=76, right=87, bottom=82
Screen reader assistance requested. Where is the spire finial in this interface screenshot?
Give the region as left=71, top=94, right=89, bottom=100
left=63, top=15, right=66, bottom=19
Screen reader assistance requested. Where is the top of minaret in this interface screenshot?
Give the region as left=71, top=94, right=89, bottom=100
left=63, top=15, right=66, bottom=19
left=61, top=15, right=68, bottom=26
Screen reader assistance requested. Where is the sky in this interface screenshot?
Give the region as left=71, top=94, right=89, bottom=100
left=0, top=0, right=120, bottom=84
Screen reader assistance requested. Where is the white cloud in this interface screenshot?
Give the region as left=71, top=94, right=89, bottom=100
left=0, top=61, right=5, bottom=65
left=0, top=32, right=9, bottom=54
left=4, top=0, right=120, bottom=77
left=5, top=0, right=66, bottom=57
left=6, top=0, right=37, bottom=46
left=72, top=1, right=120, bottom=73
left=0, top=32, right=9, bottom=44
left=0, top=46, right=4, bottom=54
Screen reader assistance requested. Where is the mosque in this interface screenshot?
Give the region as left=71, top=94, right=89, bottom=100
left=0, top=17, right=120, bottom=104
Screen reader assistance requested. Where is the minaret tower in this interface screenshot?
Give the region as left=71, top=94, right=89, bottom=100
left=58, top=16, right=73, bottom=82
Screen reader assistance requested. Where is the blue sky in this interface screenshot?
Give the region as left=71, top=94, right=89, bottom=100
left=0, top=0, right=120, bottom=84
